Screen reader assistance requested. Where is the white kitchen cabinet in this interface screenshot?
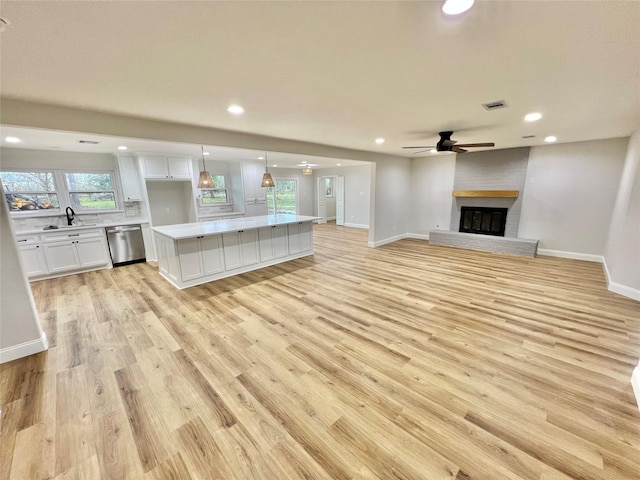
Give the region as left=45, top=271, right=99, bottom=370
left=117, top=155, right=143, bottom=201
left=42, top=229, right=111, bottom=274
left=141, top=155, right=192, bottom=180
left=242, top=163, right=268, bottom=217
left=177, top=234, right=224, bottom=282
left=288, top=221, right=313, bottom=254
left=222, top=229, right=259, bottom=270
left=258, top=225, right=288, bottom=262
left=18, top=242, right=49, bottom=277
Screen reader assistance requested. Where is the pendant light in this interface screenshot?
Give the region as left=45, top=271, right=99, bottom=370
left=302, top=164, right=313, bottom=175
left=197, top=146, right=215, bottom=188
left=261, top=152, right=275, bottom=187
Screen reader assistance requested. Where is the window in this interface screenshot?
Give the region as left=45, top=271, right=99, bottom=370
left=267, top=179, right=297, bottom=214
left=325, top=177, right=334, bottom=197
left=1, top=171, right=60, bottom=212
left=200, top=175, right=231, bottom=204
left=65, top=172, right=117, bottom=210
left=1, top=169, right=119, bottom=214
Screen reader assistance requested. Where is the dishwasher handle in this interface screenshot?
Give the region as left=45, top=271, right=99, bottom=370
left=106, top=225, right=142, bottom=234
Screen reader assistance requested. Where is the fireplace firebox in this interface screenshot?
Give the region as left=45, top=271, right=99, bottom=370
left=459, top=207, right=508, bottom=236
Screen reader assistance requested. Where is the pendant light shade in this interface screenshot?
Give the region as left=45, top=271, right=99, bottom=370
left=197, top=146, right=215, bottom=188
left=302, top=164, right=313, bottom=175
left=261, top=153, right=275, bottom=187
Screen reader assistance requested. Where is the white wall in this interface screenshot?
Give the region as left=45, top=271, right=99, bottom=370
left=0, top=196, right=47, bottom=363
left=518, top=138, right=628, bottom=258
left=369, top=157, right=411, bottom=246
left=317, top=165, right=372, bottom=228
left=604, top=129, right=640, bottom=299
left=146, top=181, right=194, bottom=226
left=408, top=155, right=456, bottom=238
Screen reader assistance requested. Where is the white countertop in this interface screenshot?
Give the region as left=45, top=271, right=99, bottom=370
left=152, top=215, right=318, bottom=240
left=15, top=219, right=148, bottom=236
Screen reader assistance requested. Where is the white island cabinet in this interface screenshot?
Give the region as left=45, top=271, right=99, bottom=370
left=152, top=215, right=317, bottom=289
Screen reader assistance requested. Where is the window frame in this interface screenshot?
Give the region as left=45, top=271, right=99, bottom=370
left=1, top=168, right=122, bottom=217
left=198, top=174, right=233, bottom=207
left=63, top=170, right=120, bottom=212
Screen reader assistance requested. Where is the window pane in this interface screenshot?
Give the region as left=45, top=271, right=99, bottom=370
left=1, top=171, right=56, bottom=191
left=5, top=193, right=59, bottom=211
left=70, top=192, right=116, bottom=209
left=65, top=172, right=113, bottom=191
left=201, top=189, right=229, bottom=203
left=211, top=175, right=226, bottom=189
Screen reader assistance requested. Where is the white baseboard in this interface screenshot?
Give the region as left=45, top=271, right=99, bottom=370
left=406, top=233, right=430, bottom=241
left=344, top=222, right=369, bottom=229
left=327, top=216, right=336, bottom=221
left=0, top=331, right=48, bottom=364
left=368, top=233, right=407, bottom=248
left=537, top=249, right=604, bottom=263
left=602, top=258, right=640, bottom=301
left=632, top=366, right=640, bottom=411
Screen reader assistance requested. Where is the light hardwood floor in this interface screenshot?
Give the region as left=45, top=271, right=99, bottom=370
left=2, top=224, right=640, bottom=480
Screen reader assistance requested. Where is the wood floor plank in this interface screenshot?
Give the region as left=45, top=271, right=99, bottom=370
left=2, top=224, right=639, bottom=479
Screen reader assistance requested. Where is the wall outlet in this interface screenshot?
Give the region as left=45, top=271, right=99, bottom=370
left=165, top=208, right=170, bottom=213
left=529, top=177, right=535, bottom=184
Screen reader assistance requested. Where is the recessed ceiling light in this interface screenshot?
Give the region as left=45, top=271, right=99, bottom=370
left=337, top=163, right=342, bottom=166
left=117, top=145, right=127, bottom=150
left=442, top=0, right=475, bottom=15
left=258, top=156, right=264, bottom=160
left=524, top=112, right=542, bottom=122
left=272, top=164, right=278, bottom=167
left=375, top=138, right=385, bottom=144
left=227, top=105, right=245, bottom=115
left=544, top=136, right=557, bottom=143
left=203, top=151, right=210, bottom=156
left=5, top=136, right=21, bottom=143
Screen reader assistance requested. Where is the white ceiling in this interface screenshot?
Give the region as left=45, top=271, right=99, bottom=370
left=0, top=1, right=638, bottom=159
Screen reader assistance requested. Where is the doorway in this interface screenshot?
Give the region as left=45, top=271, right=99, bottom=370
left=317, top=175, right=344, bottom=225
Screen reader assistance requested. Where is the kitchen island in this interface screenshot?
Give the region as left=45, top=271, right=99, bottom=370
left=151, top=214, right=317, bottom=289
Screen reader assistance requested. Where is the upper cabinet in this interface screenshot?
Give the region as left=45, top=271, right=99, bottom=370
left=242, top=163, right=268, bottom=203
left=117, top=155, right=142, bottom=201
left=141, top=155, right=192, bottom=180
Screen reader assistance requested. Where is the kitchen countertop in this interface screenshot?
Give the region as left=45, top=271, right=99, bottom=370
left=152, top=214, right=318, bottom=240
left=15, top=219, right=149, bottom=236
left=197, top=211, right=244, bottom=219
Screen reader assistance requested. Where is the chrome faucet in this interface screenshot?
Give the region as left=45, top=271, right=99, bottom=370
left=65, top=207, right=76, bottom=226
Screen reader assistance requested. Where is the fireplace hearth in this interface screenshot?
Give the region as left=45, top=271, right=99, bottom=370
left=459, top=206, right=508, bottom=236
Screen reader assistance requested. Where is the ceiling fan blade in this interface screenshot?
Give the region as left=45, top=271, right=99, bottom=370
left=402, top=146, right=435, bottom=149
left=441, top=139, right=457, bottom=147
left=411, top=149, right=431, bottom=155
left=455, top=142, right=496, bottom=148
left=452, top=146, right=468, bottom=153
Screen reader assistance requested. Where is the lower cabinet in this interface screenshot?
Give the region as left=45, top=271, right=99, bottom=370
left=177, top=235, right=224, bottom=282
left=222, top=230, right=259, bottom=270
left=258, top=225, right=288, bottom=261
left=288, top=221, right=313, bottom=254
left=18, top=243, right=49, bottom=277
left=17, top=228, right=111, bottom=279
left=43, top=233, right=110, bottom=273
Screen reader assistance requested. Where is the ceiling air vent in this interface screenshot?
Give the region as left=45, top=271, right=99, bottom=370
left=522, top=135, right=535, bottom=139
left=482, top=100, right=508, bottom=111
left=78, top=140, right=100, bottom=144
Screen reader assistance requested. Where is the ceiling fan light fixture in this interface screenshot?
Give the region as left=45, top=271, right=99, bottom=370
left=442, top=0, right=475, bottom=15
left=197, top=145, right=215, bottom=188
left=261, top=152, right=275, bottom=187
left=302, top=165, right=313, bottom=175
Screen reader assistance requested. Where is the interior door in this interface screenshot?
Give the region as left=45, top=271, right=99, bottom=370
left=317, top=177, right=327, bottom=224
left=336, top=176, right=345, bottom=226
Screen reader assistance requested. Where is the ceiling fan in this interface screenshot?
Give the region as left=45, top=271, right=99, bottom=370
left=402, top=131, right=495, bottom=154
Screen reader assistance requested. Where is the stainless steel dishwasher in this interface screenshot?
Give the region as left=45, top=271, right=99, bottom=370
left=105, top=224, right=146, bottom=267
